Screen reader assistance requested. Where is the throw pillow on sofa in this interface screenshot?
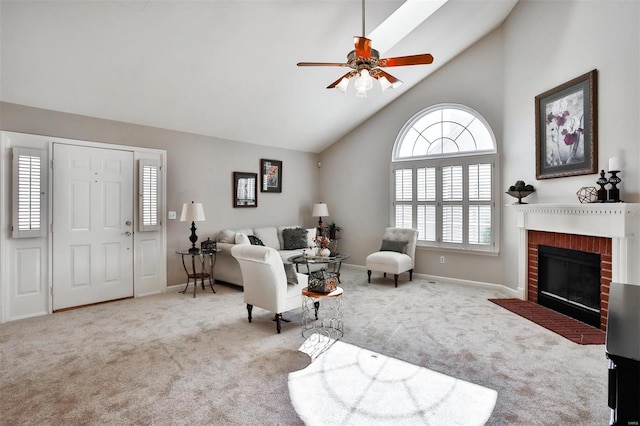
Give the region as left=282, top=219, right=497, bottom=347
left=218, top=229, right=237, bottom=244
left=283, top=263, right=298, bottom=285
left=282, top=227, right=308, bottom=250
left=235, top=233, right=251, bottom=245
left=248, top=235, right=264, bottom=246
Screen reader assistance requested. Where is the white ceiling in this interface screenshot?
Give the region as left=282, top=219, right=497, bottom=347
left=0, top=0, right=518, bottom=153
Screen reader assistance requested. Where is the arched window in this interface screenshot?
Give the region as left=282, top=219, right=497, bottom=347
left=391, top=104, right=499, bottom=252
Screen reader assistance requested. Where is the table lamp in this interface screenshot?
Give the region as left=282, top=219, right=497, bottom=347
left=312, top=202, right=329, bottom=233
left=180, top=201, right=206, bottom=253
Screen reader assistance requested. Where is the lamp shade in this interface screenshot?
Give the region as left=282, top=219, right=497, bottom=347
left=312, top=203, right=329, bottom=218
left=180, top=202, right=206, bottom=222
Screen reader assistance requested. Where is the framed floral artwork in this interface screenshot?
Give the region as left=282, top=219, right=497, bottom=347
left=535, top=69, right=598, bottom=179
left=260, top=159, right=282, bottom=193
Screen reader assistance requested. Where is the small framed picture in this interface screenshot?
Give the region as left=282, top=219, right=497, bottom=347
left=535, top=69, right=598, bottom=179
left=260, top=159, right=282, bottom=193
left=233, top=172, right=258, bottom=208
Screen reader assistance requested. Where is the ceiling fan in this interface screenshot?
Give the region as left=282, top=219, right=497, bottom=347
left=297, top=0, right=434, bottom=98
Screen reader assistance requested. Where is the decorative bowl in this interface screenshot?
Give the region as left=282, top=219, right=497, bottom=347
left=506, top=190, right=534, bottom=204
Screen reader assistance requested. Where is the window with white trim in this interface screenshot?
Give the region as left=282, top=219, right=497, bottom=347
left=12, top=147, right=45, bottom=238
left=139, top=159, right=161, bottom=231
left=392, top=104, right=499, bottom=253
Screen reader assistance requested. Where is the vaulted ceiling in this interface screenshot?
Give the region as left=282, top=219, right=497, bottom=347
left=1, top=0, right=518, bottom=153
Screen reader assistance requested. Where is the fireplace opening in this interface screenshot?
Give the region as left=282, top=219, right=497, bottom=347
left=538, top=245, right=601, bottom=328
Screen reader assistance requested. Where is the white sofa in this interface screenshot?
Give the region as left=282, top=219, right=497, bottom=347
left=212, top=225, right=320, bottom=287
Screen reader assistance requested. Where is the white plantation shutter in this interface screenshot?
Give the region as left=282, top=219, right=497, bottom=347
left=417, top=204, right=436, bottom=241
left=395, top=169, right=412, bottom=201
left=468, top=163, right=492, bottom=246
left=12, top=147, right=45, bottom=238
left=392, top=103, right=498, bottom=252
left=395, top=204, right=412, bottom=229
left=394, top=169, right=413, bottom=228
left=139, top=159, right=161, bottom=231
left=416, top=167, right=436, bottom=241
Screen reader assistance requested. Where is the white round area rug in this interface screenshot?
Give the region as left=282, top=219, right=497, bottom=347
left=288, top=335, right=497, bottom=425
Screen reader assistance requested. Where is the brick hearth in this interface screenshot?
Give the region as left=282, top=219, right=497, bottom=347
left=527, top=230, right=611, bottom=331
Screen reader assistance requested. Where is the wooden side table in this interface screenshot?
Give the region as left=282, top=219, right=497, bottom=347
left=301, top=286, right=343, bottom=340
left=176, top=249, right=219, bottom=298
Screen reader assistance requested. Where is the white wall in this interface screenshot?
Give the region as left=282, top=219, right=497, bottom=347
left=0, top=102, right=320, bottom=287
left=320, top=26, right=507, bottom=285
left=320, top=0, right=640, bottom=290
left=501, top=0, right=639, bottom=289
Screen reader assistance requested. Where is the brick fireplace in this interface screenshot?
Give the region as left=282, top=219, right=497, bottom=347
left=527, top=230, right=611, bottom=330
left=511, top=203, right=640, bottom=332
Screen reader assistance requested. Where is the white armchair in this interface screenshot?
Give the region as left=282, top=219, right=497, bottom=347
left=231, top=245, right=308, bottom=333
left=366, top=227, right=418, bottom=287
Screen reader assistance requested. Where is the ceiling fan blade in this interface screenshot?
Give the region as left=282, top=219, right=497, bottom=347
left=297, top=62, right=348, bottom=67
left=327, top=71, right=357, bottom=89
left=370, top=69, right=400, bottom=84
left=379, top=53, right=434, bottom=67
left=354, top=36, right=372, bottom=58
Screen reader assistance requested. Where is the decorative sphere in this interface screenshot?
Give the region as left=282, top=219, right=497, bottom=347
left=576, top=186, right=598, bottom=203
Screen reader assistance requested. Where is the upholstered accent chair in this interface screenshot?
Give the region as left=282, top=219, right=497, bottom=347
left=366, top=227, right=419, bottom=287
left=231, top=245, right=307, bottom=333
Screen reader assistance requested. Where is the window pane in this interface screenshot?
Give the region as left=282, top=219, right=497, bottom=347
left=469, top=205, right=492, bottom=245
left=395, top=169, right=412, bottom=201
left=467, top=119, right=495, bottom=151
left=395, top=204, right=412, bottom=229
left=417, top=167, right=435, bottom=201
left=394, top=104, right=496, bottom=160
left=442, top=165, right=463, bottom=201
left=417, top=204, right=436, bottom=241
left=468, top=163, right=492, bottom=201
left=442, top=205, right=463, bottom=243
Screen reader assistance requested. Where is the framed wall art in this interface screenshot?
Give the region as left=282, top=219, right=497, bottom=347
left=535, top=69, right=598, bottom=179
left=233, top=172, right=257, bottom=208
left=260, top=159, right=282, bottom=193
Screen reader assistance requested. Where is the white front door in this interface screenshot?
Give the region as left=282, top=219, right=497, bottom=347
left=52, top=144, right=134, bottom=310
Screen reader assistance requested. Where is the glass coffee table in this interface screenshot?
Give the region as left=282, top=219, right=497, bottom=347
left=288, top=253, right=350, bottom=283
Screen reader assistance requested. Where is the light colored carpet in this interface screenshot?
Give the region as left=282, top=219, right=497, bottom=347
left=290, top=335, right=497, bottom=425
left=0, top=266, right=610, bottom=425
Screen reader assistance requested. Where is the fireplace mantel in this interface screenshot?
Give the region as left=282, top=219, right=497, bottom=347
left=509, top=203, right=640, bottom=299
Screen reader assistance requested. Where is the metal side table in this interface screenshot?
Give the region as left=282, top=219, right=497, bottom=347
left=176, top=249, right=220, bottom=297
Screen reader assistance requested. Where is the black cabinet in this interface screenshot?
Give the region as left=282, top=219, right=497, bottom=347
left=606, top=282, right=640, bottom=425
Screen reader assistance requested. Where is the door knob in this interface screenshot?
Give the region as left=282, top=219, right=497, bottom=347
left=123, top=231, right=133, bottom=236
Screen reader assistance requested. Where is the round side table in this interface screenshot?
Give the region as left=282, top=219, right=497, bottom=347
left=301, top=286, right=343, bottom=340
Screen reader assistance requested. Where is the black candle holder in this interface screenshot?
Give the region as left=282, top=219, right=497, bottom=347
left=608, top=170, right=622, bottom=203
left=596, top=170, right=608, bottom=202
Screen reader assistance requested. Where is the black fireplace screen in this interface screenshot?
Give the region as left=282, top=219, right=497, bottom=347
left=538, top=245, right=601, bottom=327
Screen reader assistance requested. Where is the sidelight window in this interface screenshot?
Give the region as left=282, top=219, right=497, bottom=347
left=12, top=147, right=45, bottom=238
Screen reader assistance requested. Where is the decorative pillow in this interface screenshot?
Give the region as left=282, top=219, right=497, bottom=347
left=217, top=229, right=237, bottom=243
left=306, top=228, right=316, bottom=247
left=248, top=235, right=264, bottom=246
left=282, top=227, right=308, bottom=250
left=253, top=227, right=280, bottom=249
left=235, top=233, right=251, bottom=245
left=284, top=263, right=298, bottom=285
left=380, top=239, right=408, bottom=253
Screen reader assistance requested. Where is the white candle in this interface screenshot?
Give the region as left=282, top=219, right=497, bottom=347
left=608, top=157, right=621, bottom=172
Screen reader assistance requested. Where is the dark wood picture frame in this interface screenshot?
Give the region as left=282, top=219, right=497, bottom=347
left=535, top=69, right=597, bottom=179
left=233, top=172, right=258, bottom=208
left=260, top=159, right=282, bottom=193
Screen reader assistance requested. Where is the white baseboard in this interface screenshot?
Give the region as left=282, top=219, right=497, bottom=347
left=344, top=263, right=520, bottom=298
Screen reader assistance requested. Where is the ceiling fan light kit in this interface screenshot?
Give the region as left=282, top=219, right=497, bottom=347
left=297, top=0, right=433, bottom=98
